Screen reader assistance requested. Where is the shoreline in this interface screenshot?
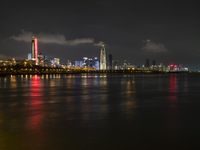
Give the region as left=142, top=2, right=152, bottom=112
left=0, top=70, right=194, bottom=77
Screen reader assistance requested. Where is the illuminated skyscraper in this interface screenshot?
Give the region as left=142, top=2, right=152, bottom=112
left=100, top=44, right=107, bottom=70
left=31, top=36, right=38, bottom=65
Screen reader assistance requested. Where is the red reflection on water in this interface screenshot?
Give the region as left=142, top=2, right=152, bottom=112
left=27, top=75, right=43, bottom=131
left=169, top=74, right=177, bottom=102
left=167, top=75, right=180, bottom=132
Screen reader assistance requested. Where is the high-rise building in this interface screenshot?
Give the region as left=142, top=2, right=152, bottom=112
left=145, top=59, right=150, bottom=68
left=27, top=53, right=32, bottom=60
left=100, top=44, right=107, bottom=70
left=51, top=58, right=60, bottom=66
left=94, top=57, right=100, bottom=70
left=38, top=53, right=45, bottom=66
left=108, top=54, right=113, bottom=70
left=152, top=60, right=156, bottom=66
left=75, top=60, right=83, bottom=67
left=31, top=36, right=38, bottom=65
left=75, top=57, right=99, bottom=70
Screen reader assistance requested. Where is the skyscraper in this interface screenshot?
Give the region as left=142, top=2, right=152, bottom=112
left=100, top=44, right=107, bottom=70
left=108, top=54, right=113, bottom=70
left=145, top=59, right=150, bottom=68
left=31, top=36, right=38, bottom=65
left=152, top=60, right=156, bottom=66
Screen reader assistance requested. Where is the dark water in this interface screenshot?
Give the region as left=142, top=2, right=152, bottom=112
left=0, top=74, right=200, bottom=150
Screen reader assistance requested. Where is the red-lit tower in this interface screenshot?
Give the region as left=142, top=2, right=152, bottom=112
left=31, top=36, right=38, bottom=65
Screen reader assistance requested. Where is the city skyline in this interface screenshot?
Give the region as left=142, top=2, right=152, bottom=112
left=0, top=0, right=200, bottom=69
left=1, top=2, right=200, bottom=149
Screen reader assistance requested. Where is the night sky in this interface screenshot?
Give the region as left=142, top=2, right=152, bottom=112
left=0, top=0, right=200, bottom=68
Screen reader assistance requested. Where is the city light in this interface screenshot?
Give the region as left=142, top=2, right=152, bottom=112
left=0, top=36, right=191, bottom=75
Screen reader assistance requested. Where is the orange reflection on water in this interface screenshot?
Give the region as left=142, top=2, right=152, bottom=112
left=123, top=78, right=137, bottom=120
left=10, top=75, right=17, bottom=89
left=26, top=75, right=43, bottom=131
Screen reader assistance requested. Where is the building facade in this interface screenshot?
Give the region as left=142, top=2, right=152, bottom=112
left=100, top=44, right=107, bottom=70
left=31, top=36, right=38, bottom=65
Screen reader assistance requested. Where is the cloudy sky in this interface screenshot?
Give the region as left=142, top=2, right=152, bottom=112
left=0, top=0, right=200, bottom=67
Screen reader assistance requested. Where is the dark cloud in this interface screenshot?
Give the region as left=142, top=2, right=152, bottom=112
left=10, top=30, right=95, bottom=46
left=94, top=41, right=105, bottom=47
left=142, top=39, right=168, bottom=53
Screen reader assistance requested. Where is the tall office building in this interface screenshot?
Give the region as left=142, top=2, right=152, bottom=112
left=108, top=54, right=113, bottom=70
left=145, top=59, right=150, bottom=68
left=94, top=57, right=100, bottom=70
left=100, top=44, right=107, bottom=70
left=31, top=36, right=38, bottom=65
left=152, top=60, right=156, bottom=66
left=27, top=53, right=32, bottom=60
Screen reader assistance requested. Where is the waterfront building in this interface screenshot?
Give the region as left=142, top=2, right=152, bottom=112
left=100, top=44, right=107, bottom=70
left=75, top=60, right=84, bottom=67
left=74, top=57, right=99, bottom=70
left=31, top=36, right=38, bottom=65
left=152, top=60, right=156, bottom=66
left=38, top=53, right=45, bottom=66
left=145, top=59, right=150, bottom=68
left=51, top=58, right=60, bottom=67
left=94, top=57, right=100, bottom=70
left=27, top=53, right=32, bottom=60
left=108, top=54, right=113, bottom=70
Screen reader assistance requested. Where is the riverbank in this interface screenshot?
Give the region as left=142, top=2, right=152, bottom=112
left=0, top=69, right=192, bottom=77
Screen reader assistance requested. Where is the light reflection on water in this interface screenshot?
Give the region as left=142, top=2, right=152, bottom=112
left=26, top=75, right=43, bottom=131
left=0, top=74, right=200, bottom=149
left=169, top=74, right=178, bottom=103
